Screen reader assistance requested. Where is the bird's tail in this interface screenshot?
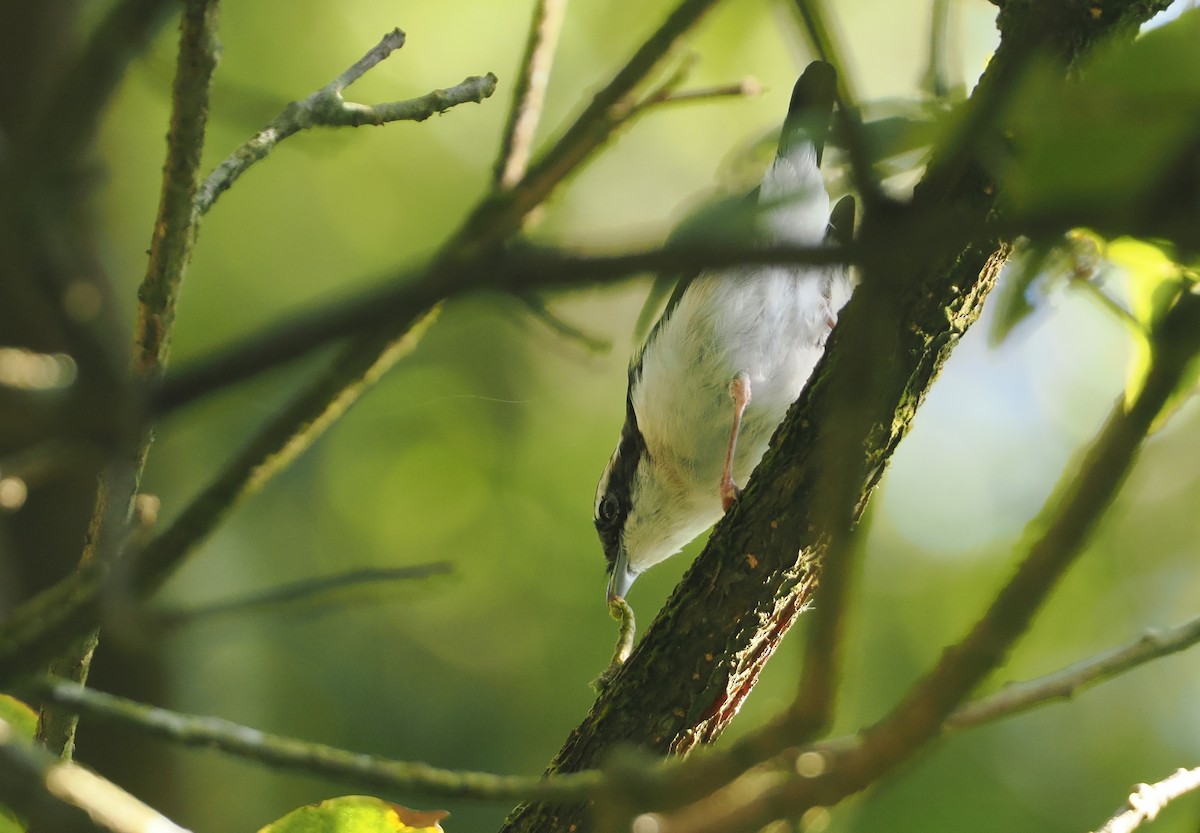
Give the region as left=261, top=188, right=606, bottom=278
left=778, top=60, right=837, bottom=166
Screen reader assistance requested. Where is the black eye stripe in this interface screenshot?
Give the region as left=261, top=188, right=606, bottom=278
left=594, top=383, right=647, bottom=569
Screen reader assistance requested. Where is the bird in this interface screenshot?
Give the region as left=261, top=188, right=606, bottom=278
left=593, top=61, right=855, bottom=603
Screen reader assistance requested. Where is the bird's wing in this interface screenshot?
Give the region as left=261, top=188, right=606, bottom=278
left=630, top=184, right=763, bottom=352
left=632, top=60, right=839, bottom=373
left=824, top=194, right=856, bottom=308
left=827, top=193, right=855, bottom=247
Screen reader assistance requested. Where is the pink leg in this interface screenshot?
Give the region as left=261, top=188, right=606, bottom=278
left=720, top=373, right=752, bottom=511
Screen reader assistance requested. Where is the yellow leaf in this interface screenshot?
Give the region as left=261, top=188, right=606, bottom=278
left=257, top=795, right=448, bottom=833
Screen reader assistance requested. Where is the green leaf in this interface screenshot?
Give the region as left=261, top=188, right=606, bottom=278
left=1001, top=10, right=1200, bottom=232
left=1099, top=238, right=1187, bottom=405
left=0, top=695, right=37, bottom=743
left=0, top=695, right=38, bottom=833
left=256, top=796, right=448, bottom=833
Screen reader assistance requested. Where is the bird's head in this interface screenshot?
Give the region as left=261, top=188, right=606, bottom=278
left=594, top=391, right=704, bottom=602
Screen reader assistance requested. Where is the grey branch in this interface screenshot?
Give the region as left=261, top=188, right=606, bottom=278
left=194, top=28, right=497, bottom=215
left=0, top=716, right=190, bottom=833
left=28, top=677, right=602, bottom=803
left=946, top=614, right=1200, bottom=731
left=1091, top=766, right=1200, bottom=833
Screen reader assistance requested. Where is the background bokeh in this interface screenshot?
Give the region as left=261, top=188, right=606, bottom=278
left=71, top=0, right=1200, bottom=830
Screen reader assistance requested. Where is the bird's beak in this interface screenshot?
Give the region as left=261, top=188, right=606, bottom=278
left=607, top=549, right=639, bottom=602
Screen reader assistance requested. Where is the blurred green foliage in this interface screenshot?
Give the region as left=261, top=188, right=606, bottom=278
left=36, top=0, right=1200, bottom=831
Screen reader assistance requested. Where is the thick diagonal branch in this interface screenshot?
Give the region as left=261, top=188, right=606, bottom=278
left=497, top=2, right=1172, bottom=832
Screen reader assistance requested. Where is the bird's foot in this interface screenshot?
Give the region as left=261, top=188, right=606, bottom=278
left=721, top=373, right=751, bottom=512
left=721, top=480, right=742, bottom=511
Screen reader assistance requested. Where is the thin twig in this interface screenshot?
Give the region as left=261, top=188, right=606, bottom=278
left=26, top=678, right=603, bottom=804
left=0, top=716, right=190, bottom=833
left=517, top=295, right=612, bottom=355
left=1091, top=766, right=1200, bottom=833
left=645, top=78, right=763, bottom=108
left=456, top=0, right=728, bottom=243
left=945, top=613, right=1200, bottom=731
left=159, top=563, right=454, bottom=624
left=194, top=29, right=497, bottom=215
left=494, top=0, right=569, bottom=189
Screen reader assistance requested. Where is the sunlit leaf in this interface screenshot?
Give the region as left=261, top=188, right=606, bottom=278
left=0, top=803, right=22, bottom=833
left=256, top=796, right=448, bottom=833
left=1105, top=238, right=1185, bottom=327
left=1097, top=238, right=1186, bottom=404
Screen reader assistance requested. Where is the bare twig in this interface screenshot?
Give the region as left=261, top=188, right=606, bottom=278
left=27, top=678, right=603, bottom=804
left=945, top=614, right=1200, bottom=731
left=494, top=0, right=569, bottom=189
left=0, top=716, right=190, bottom=833
left=517, top=295, right=612, bottom=355
left=643, top=77, right=763, bottom=108
left=456, top=0, right=728, bottom=243
left=159, top=563, right=454, bottom=624
left=1091, top=766, right=1200, bottom=833
left=194, top=29, right=497, bottom=215
left=137, top=0, right=222, bottom=378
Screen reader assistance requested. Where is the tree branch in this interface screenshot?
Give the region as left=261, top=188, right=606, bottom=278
left=151, top=239, right=851, bottom=416
left=944, top=612, right=1200, bottom=732
left=1091, top=766, right=1200, bottom=833
left=494, top=0, right=568, bottom=190
left=26, top=677, right=602, bottom=804
left=195, top=28, right=497, bottom=215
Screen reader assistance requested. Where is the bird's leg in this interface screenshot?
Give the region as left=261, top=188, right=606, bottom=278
left=721, top=372, right=752, bottom=511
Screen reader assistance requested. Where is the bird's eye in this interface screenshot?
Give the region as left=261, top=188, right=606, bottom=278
left=598, top=495, right=619, bottom=524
